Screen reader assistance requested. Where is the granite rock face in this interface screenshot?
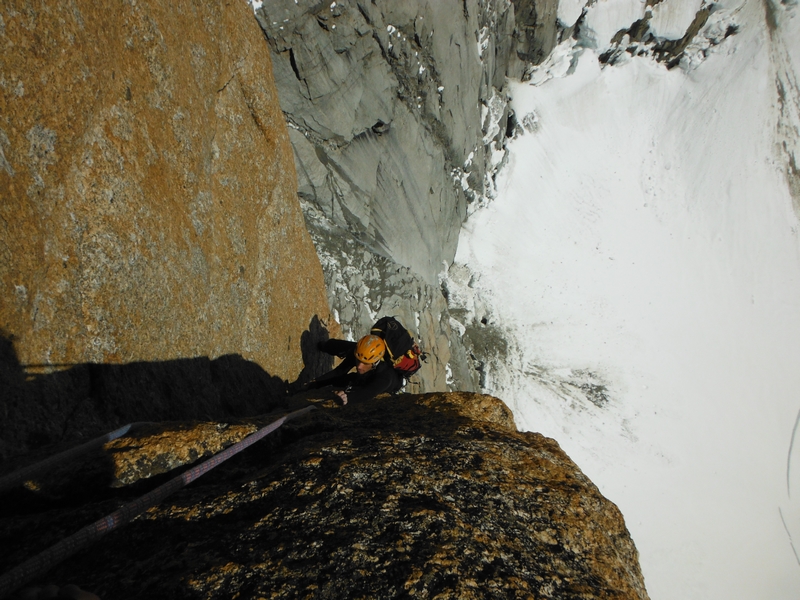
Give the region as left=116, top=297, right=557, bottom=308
left=511, top=0, right=560, bottom=66
left=301, top=204, right=480, bottom=394
left=0, top=0, right=332, bottom=381
left=256, top=0, right=506, bottom=279
left=1, top=393, right=650, bottom=600
left=254, top=0, right=561, bottom=393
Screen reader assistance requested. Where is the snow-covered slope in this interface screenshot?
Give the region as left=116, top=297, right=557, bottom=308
left=451, top=0, right=800, bottom=597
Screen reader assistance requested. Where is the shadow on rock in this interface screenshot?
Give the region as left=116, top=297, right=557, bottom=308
left=0, top=316, right=333, bottom=466
left=288, top=314, right=334, bottom=394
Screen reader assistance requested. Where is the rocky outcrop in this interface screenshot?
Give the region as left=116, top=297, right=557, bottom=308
left=0, top=0, right=332, bottom=376
left=0, top=393, right=650, bottom=599
left=511, top=0, right=560, bottom=66
left=766, top=0, right=800, bottom=218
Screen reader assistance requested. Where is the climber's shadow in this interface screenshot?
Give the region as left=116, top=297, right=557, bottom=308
left=289, top=314, right=334, bottom=393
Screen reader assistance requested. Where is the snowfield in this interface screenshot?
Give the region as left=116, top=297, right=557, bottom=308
left=454, top=0, right=800, bottom=597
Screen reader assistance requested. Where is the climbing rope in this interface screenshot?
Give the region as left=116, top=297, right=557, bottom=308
left=0, top=423, right=148, bottom=494
left=0, top=405, right=316, bottom=599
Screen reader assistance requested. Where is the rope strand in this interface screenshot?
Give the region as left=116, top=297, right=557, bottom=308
left=0, top=423, right=147, bottom=494
left=0, top=406, right=315, bottom=599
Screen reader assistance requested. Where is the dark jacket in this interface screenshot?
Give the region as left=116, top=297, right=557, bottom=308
left=309, top=340, right=404, bottom=402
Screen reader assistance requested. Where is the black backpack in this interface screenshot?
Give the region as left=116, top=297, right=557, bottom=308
left=370, top=316, right=425, bottom=377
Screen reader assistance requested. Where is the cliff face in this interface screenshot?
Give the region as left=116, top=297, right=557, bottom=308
left=253, top=0, right=555, bottom=393
left=0, top=393, right=649, bottom=600
left=258, top=0, right=502, bottom=282
left=0, top=0, right=331, bottom=378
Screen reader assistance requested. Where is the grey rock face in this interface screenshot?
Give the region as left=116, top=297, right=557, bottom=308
left=255, top=0, right=559, bottom=392
left=511, top=0, right=560, bottom=68
left=256, top=0, right=505, bottom=282
left=252, top=1, right=489, bottom=392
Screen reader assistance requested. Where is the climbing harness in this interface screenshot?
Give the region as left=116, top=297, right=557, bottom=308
left=0, top=405, right=316, bottom=599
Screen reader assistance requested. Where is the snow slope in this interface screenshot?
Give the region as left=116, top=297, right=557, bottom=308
left=454, top=0, right=800, bottom=597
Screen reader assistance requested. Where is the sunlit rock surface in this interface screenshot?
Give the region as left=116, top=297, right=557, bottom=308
left=1, top=393, right=649, bottom=599
left=0, top=0, right=332, bottom=377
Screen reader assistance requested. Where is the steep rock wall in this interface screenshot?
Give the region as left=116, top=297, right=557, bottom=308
left=512, top=0, right=560, bottom=65
left=255, top=0, right=560, bottom=394
left=257, top=0, right=500, bottom=281
left=0, top=1, right=331, bottom=378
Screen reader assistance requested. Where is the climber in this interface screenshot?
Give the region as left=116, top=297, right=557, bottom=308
left=306, top=334, right=404, bottom=405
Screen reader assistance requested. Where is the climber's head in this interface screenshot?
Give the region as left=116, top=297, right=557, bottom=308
left=354, top=334, right=386, bottom=372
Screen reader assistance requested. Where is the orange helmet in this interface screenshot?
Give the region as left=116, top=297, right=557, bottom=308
left=354, top=335, right=386, bottom=364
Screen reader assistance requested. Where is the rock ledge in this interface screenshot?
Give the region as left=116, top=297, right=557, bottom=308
left=1, top=392, right=649, bottom=600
